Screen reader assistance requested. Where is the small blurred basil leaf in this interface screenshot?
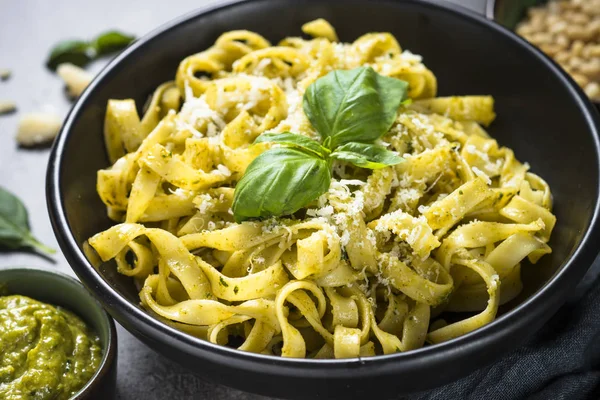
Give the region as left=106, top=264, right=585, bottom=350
left=46, top=30, right=135, bottom=71
left=46, top=40, right=94, bottom=70
left=92, top=31, right=135, bottom=56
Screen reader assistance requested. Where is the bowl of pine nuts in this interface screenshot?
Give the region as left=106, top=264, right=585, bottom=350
left=487, top=0, right=600, bottom=104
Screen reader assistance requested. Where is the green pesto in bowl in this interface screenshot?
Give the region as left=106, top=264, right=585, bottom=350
left=0, top=295, right=102, bottom=400
left=0, top=267, right=117, bottom=400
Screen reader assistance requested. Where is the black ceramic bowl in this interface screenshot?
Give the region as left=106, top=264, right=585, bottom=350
left=486, top=0, right=544, bottom=29
left=0, top=266, right=117, bottom=399
left=47, top=0, right=600, bottom=398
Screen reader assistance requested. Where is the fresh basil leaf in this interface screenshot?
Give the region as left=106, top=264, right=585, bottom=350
left=46, top=40, right=94, bottom=70
left=303, top=66, right=408, bottom=148
left=92, top=31, right=135, bottom=56
left=232, top=148, right=331, bottom=222
left=47, top=31, right=135, bottom=71
left=254, top=132, right=330, bottom=158
left=0, top=187, right=55, bottom=255
left=330, top=142, right=404, bottom=169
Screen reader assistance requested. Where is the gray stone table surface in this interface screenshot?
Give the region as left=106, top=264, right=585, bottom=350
left=0, top=0, right=485, bottom=399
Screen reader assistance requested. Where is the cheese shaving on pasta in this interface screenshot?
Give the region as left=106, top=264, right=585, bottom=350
left=88, top=20, right=555, bottom=358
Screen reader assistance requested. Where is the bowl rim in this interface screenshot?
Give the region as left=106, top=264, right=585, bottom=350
left=484, top=0, right=497, bottom=20
left=47, top=0, right=600, bottom=374
left=0, top=265, right=117, bottom=398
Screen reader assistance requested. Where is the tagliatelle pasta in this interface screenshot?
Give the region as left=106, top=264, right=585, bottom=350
left=88, top=19, right=556, bottom=358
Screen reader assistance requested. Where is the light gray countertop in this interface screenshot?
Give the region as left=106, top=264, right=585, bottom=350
left=0, top=0, right=485, bottom=398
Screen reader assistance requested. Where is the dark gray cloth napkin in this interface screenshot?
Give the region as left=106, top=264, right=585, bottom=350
left=410, top=253, right=600, bottom=400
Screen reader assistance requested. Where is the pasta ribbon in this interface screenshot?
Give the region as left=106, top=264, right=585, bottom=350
left=428, top=258, right=499, bottom=344
left=302, top=19, right=339, bottom=42
left=410, top=96, right=496, bottom=126
left=378, top=253, right=453, bottom=306
left=89, top=19, right=556, bottom=359
left=423, top=177, right=494, bottom=236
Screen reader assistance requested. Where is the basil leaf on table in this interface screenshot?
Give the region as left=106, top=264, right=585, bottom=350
left=330, top=142, right=404, bottom=169
left=92, top=31, right=135, bottom=56
left=303, top=66, right=408, bottom=148
left=0, top=186, right=55, bottom=255
left=47, top=30, right=135, bottom=71
left=254, top=132, right=330, bottom=158
left=232, top=148, right=331, bottom=222
left=46, top=40, right=94, bottom=70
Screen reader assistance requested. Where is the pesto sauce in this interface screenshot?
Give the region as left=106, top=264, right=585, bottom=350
left=0, top=295, right=102, bottom=400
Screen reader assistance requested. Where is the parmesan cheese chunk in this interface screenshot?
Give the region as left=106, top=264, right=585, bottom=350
left=0, top=69, right=11, bottom=80
left=472, top=166, right=491, bottom=185
left=57, top=63, right=94, bottom=98
left=0, top=101, right=16, bottom=114
left=16, top=112, right=63, bottom=146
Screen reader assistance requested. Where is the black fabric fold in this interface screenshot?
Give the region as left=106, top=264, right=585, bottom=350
left=408, top=254, right=600, bottom=400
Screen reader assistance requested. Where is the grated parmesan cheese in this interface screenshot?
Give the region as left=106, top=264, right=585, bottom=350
left=465, top=144, right=477, bottom=154
left=195, top=193, right=214, bottom=214
left=400, top=50, right=423, bottom=63
left=490, top=274, right=500, bottom=290
left=170, top=188, right=192, bottom=198
left=215, top=164, right=231, bottom=177
left=340, top=230, right=351, bottom=247
left=472, top=166, right=491, bottom=185
left=412, top=116, right=435, bottom=136
left=261, top=217, right=280, bottom=234
left=306, top=205, right=334, bottom=218
left=338, top=179, right=366, bottom=187
left=347, top=191, right=365, bottom=216
left=255, top=58, right=272, bottom=75
left=179, top=82, right=226, bottom=135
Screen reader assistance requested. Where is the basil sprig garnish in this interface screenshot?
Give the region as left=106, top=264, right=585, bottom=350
left=47, top=31, right=135, bottom=70
left=303, top=66, right=408, bottom=148
left=330, top=142, right=404, bottom=169
left=0, top=186, right=55, bottom=255
left=233, top=66, right=408, bottom=222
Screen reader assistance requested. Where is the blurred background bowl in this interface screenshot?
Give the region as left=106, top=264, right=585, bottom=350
left=47, top=0, right=600, bottom=398
left=486, top=0, right=600, bottom=109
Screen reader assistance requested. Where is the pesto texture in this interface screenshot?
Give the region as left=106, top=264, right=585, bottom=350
left=0, top=295, right=102, bottom=400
